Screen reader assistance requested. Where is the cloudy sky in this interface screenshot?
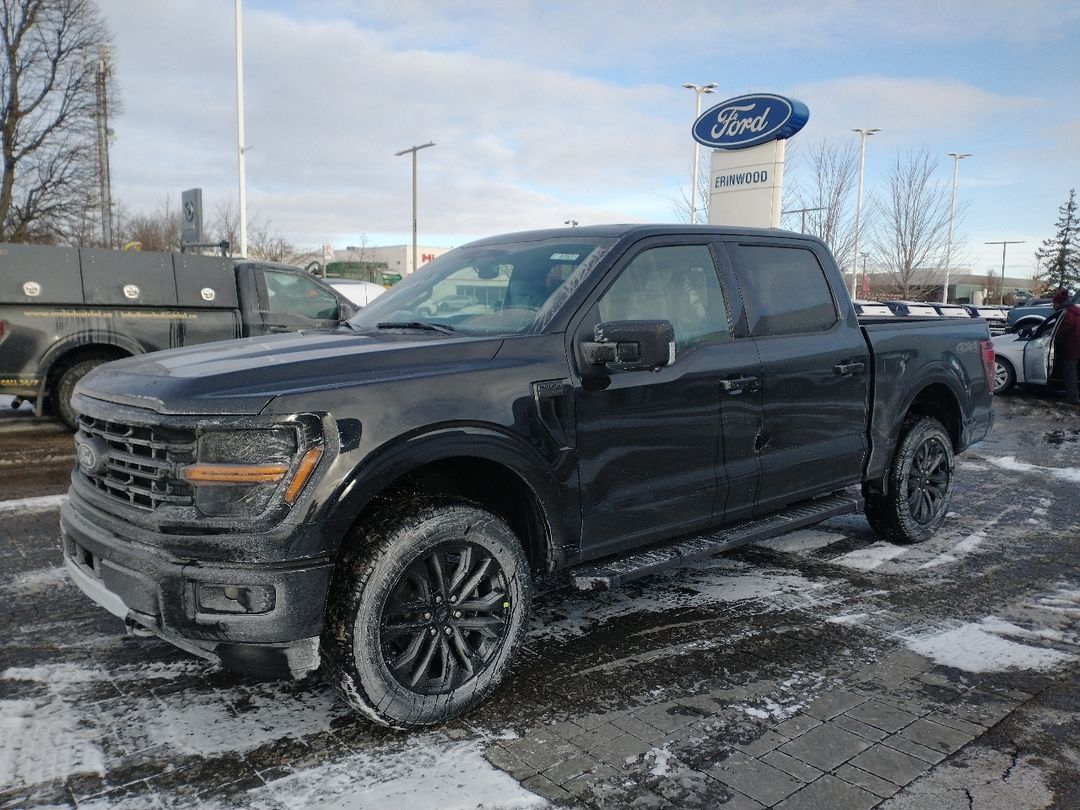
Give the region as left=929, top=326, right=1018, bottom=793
left=97, top=0, right=1079, bottom=276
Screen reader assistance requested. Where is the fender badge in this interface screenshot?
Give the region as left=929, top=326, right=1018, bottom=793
left=200, top=287, right=216, bottom=301
left=23, top=281, right=41, bottom=297
left=122, top=284, right=140, bottom=299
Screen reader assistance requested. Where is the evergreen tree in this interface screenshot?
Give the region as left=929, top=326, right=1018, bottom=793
left=1033, top=189, right=1080, bottom=291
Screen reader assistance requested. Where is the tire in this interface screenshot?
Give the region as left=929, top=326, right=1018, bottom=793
left=993, top=357, right=1016, bottom=394
left=54, top=357, right=111, bottom=430
left=863, top=416, right=954, bottom=545
left=322, top=499, right=530, bottom=728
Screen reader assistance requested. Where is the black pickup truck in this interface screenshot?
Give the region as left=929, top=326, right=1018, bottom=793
left=61, top=225, right=994, bottom=728
left=0, top=243, right=357, bottom=427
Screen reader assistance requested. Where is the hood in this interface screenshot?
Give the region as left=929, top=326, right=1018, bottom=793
left=75, top=330, right=503, bottom=415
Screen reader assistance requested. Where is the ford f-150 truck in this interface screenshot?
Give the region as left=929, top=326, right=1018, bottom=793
left=61, top=225, right=994, bottom=728
left=0, top=243, right=357, bottom=428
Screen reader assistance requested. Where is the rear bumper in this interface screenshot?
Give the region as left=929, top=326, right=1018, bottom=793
left=61, top=494, right=333, bottom=678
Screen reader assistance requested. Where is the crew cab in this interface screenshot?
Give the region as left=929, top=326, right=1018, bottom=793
left=61, top=225, right=994, bottom=728
left=0, top=244, right=356, bottom=427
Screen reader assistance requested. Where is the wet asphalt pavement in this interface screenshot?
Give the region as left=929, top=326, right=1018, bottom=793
left=2, top=392, right=1080, bottom=809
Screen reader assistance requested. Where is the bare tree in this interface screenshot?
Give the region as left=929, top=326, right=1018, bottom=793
left=211, top=199, right=240, bottom=255
left=118, top=197, right=181, bottom=252
left=788, top=139, right=859, bottom=272
left=247, top=215, right=295, bottom=263
left=870, top=148, right=953, bottom=300
left=671, top=151, right=712, bottom=223
left=1, top=0, right=113, bottom=243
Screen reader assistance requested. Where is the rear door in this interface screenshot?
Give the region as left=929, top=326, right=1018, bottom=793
left=570, top=239, right=762, bottom=559
left=723, top=237, right=870, bottom=513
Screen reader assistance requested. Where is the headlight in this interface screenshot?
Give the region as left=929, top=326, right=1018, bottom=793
left=180, top=429, right=321, bottom=517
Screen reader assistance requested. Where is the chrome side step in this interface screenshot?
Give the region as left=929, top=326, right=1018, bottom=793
left=571, top=492, right=862, bottom=590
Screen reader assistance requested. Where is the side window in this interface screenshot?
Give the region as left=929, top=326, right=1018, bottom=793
left=731, top=245, right=838, bottom=336
left=264, top=270, right=339, bottom=320
left=597, top=245, right=731, bottom=355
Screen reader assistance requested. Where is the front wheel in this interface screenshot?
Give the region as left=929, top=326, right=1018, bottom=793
left=993, top=357, right=1016, bottom=394
left=322, top=500, right=530, bottom=728
left=864, top=416, right=954, bottom=544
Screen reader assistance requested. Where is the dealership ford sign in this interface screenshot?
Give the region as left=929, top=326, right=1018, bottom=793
left=693, top=94, right=809, bottom=150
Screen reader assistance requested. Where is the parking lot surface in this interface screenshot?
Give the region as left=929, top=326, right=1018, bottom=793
left=2, top=392, right=1079, bottom=809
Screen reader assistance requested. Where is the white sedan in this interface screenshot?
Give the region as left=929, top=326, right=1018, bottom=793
left=328, top=279, right=388, bottom=308
left=991, top=311, right=1063, bottom=394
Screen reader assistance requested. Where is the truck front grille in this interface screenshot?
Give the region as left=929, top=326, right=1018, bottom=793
left=76, top=415, right=197, bottom=510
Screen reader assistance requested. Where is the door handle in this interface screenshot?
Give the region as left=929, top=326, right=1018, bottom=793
left=720, top=376, right=759, bottom=394
left=833, top=361, right=866, bottom=376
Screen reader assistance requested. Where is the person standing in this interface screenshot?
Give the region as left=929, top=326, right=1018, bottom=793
left=1051, top=288, right=1080, bottom=405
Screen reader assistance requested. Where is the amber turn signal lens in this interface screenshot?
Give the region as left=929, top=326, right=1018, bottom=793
left=284, top=447, right=322, bottom=504
left=180, top=463, right=288, bottom=484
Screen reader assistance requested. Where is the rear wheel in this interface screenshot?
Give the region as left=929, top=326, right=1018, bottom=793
left=864, top=416, right=954, bottom=544
left=993, top=357, right=1016, bottom=394
left=322, top=500, right=530, bottom=728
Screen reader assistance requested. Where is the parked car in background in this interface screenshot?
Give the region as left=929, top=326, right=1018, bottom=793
left=931, top=304, right=971, bottom=319
left=991, top=309, right=1065, bottom=393
left=328, top=279, right=387, bottom=308
left=1006, top=294, right=1074, bottom=334
left=963, top=305, right=1009, bottom=336
left=883, top=301, right=940, bottom=317
left=853, top=300, right=895, bottom=317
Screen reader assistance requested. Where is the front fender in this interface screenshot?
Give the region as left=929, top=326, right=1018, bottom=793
left=312, top=423, right=577, bottom=567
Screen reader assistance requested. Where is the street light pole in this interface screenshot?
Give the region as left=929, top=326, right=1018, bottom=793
left=941, top=152, right=972, bottom=303
left=235, top=0, right=248, bottom=257
left=985, top=240, right=1025, bottom=306
left=682, top=83, right=717, bottom=224
left=395, top=142, right=436, bottom=274
left=851, top=127, right=880, bottom=297
left=861, top=251, right=869, bottom=298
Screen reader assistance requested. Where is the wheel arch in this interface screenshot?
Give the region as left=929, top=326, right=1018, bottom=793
left=35, top=336, right=140, bottom=416
left=325, top=429, right=570, bottom=577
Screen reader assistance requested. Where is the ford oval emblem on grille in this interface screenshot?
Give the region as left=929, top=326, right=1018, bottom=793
left=76, top=438, right=109, bottom=476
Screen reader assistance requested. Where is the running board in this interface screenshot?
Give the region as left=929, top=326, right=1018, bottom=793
left=571, top=492, right=862, bottom=591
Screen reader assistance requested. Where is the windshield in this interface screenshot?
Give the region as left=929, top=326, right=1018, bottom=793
left=348, top=236, right=616, bottom=336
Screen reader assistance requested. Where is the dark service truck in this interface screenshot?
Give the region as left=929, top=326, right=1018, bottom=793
left=0, top=243, right=357, bottom=428
left=61, top=225, right=994, bottom=728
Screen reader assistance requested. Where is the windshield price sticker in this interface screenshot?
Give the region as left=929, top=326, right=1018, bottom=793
left=550, top=253, right=580, bottom=261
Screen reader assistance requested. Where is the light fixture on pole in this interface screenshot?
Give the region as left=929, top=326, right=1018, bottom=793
left=941, top=152, right=972, bottom=303
left=850, top=127, right=880, bottom=297
left=682, top=83, right=718, bottom=225
left=235, top=0, right=248, bottom=257
left=985, top=240, right=1025, bottom=306
left=395, top=141, right=436, bottom=274
left=564, top=219, right=578, bottom=227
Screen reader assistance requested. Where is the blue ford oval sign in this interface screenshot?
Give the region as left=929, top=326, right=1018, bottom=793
left=693, top=94, right=809, bottom=150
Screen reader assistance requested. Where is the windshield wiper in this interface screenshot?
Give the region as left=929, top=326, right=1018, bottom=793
left=376, top=321, right=457, bottom=335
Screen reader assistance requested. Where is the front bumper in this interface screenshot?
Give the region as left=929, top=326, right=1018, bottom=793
left=61, top=494, right=334, bottom=679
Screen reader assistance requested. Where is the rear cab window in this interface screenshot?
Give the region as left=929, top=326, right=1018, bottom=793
left=727, top=243, right=839, bottom=336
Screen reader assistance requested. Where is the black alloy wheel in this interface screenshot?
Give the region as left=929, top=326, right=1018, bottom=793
left=903, top=433, right=951, bottom=525
left=380, top=542, right=510, bottom=695
left=863, top=415, right=954, bottom=544
left=322, top=499, right=530, bottom=728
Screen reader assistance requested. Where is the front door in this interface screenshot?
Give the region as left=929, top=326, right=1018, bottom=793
left=571, top=241, right=762, bottom=559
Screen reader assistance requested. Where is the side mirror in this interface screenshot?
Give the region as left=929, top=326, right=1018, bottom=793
left=582, top=320, right=675, bottom=371
left=338, top=301, right=358, bottom=320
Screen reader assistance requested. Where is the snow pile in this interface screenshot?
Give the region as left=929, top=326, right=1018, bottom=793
left=0, top=493, right=66, bottom=513
left=902, top=617, right=1074, bottom=673
left=830, top=542, right=907, bottom=571
left=239, top=739, right=547, bottom=810
left=982, top=456, right=1080, bottom=484
left=754, top=529, right=844, bottom=554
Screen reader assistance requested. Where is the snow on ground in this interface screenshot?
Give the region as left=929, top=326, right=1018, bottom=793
left=0, top=493, right=67, bottom=513
left=969, top=455, right=1080, bottom=485
left=753, top=528, right=845, bottom=554
left=0, top=660, right=546, bottom=809
left=237, top=739, right=547, bottom=810
left=1, top=565, right=68, bottom=595
left=830, top=542, right=908, bottom=571
left=902, top=617, right=1075, bottom=673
